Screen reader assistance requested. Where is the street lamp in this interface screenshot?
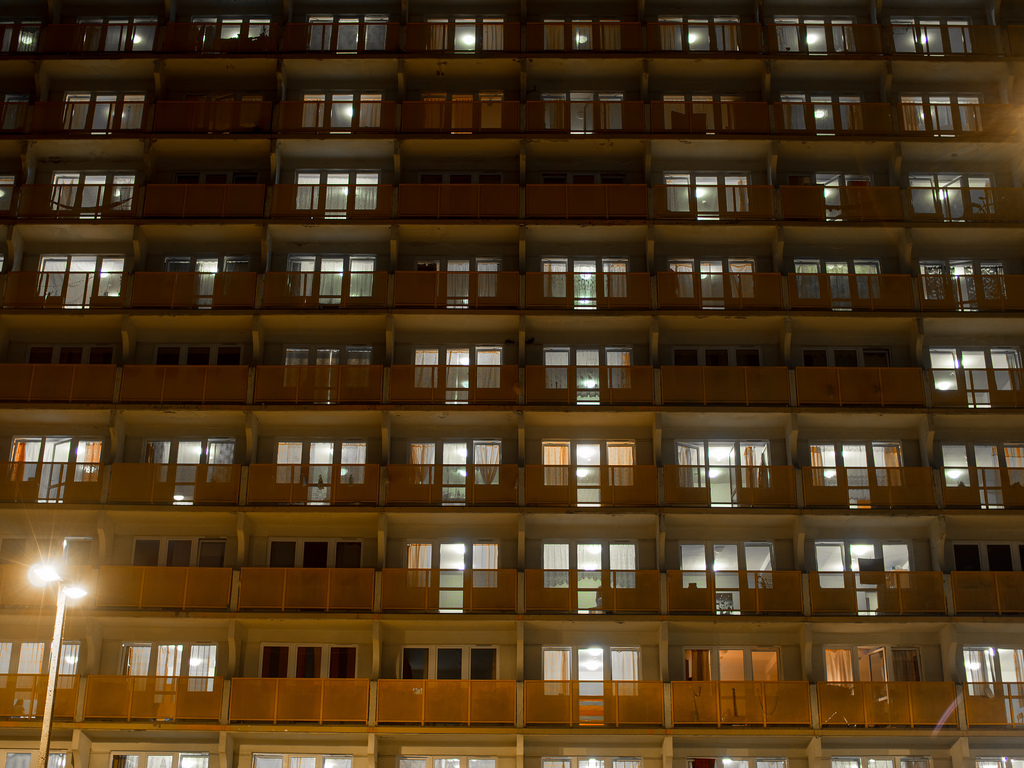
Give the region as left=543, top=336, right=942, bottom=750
left=27, top=564, right=87, bottom=768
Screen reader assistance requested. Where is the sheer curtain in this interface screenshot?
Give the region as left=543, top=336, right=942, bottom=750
left=825, top=648, right=854, bottom=682
left=607, top=441, right=635, bottom=486
left=473, top=442, right=500, bottom=485
left=414, top=349, right=440, bottom=390
left=610, top=543, right=636, bottom=589
left=543, top=543, right=570, bottom=588
left=475, top=347, right=502, bottom=390
left=410, top=442, right=435, bottom=485
left=611, top=648, right=640, bottom=697
left=406, top=543, right=432, bottom=569
left=543, top=442, right=570, bottom=486
left=543, top=647, right=571, bottom=695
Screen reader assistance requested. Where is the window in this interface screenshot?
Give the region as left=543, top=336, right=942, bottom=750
left=191, top=16, right=271, bottom=48
left=37, top=255, right=124, bottom=308
left=801, top=348, right=890, bottom=367
left=404, top=540, right=498, bottom=612
left=909, top=173, right=993, bottom=221
left=411, top=346, right=502, bottom=402
left=963, top=647, right=1024, bottom=725
left=542, top=542, right=637, bottom=613
left=62, top=93, right=145, bottom=133
left=814, top=541, right=912, bottom=614
left=173, top=171, right=258, bottom=185
left=0, top=174, right=12, bottom=211
left=49, top=171, right=136, bottom=218
left=0, top=23, right=41, bottom=53
left=9, top=436, right=102, bottom=503
left=541, top=92, right=624, bottom=134
left=400, top=646, right=497, bottom=679
left=690, top=761, right=786, bottom=768
left=660, top=94, right=742, bottom=134
left=0, top=640, right=79, bottom=675
left=540, top=257, right=630, bottom=309
left=415, top=91, right=505, bottom=133
left=153, top=345, right=242, bottom=366
left=301, top=93, right=382, bottom=132
left=930, top=347, right=1021, bottom=406
left=545, top=760, right=640, bottom=768
left=542, top=345, right=632, bottom=404
left=294, top=171, right=380, bottom=218
left=541, top=19, right=622, bottom=52
left=285, top=254, right=376, bottom=303
left=665, top=17, right=741, bottom=52
left=26, top=344, right=115, bottom=365
left=275, top=440, right=368, bottom=502
left=952, top=542, right=1024, bottom=571
left=283, top=346, right=371, bottom=366
left=413, top=257, right=501, bottom=308
left=541, top=645, right=640, bottom=722
left=684, top=647, right=780, bottom=680
left=409, top=441, right=501, bottom=503
left=423, top=18, right=504, bottom=52
left=892, top=18, right=972, bottom=55
left=541, top=440, right=635, bottom=506
left=77, top=17, right=157, bottom=52
left=305, top=14, right=389, bottom=52
left=941, top=442, right=1024, bottom=508
left=808, top=442, right=903, bottom=507
left=3, top=753, right=67, bottom=768
left=792, top=258, right=881, bottom=308
left=825, top=646, right=921, bottom=682
left=833, top=758, right=928, bottom=768
left=401, top=758, right=494, bottom=768
left=132, top=538, right=227, bottom=567
left=120, top=642, right=218, bottom=684
left=668, top=258, right=756, bottom=308
left=778, top=93, right=863, bottom=133
left=679, top=543, right=774, bottom=613
left=900, top=94, right=982, bottom=136
left=773, top=16, right=856, bottom=54
left=268, top=539, right=362, bottom=568
left=260, top=644, right=356, bottom=678
left=111, top=755, right=208, bottom=768
left=143, top=438, right=235, bottom=504
left=919, top=259, right=1006, bottom=310
left=664, top=173, right=750, bottom=219
left=672, top=347, right=762, bottom=366
left=674, top=440, right=771, bottom=507
left=2, top=94, right=29, bottom=131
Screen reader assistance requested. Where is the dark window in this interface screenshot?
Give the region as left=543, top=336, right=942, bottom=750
left=673, top=348, right=698, bottom=366
left=261, top=646, right=289, bottom=677
left=155, top=346, right=179, bottom=365
left=197, top=539, right=226, bottom=567
left=166, top=539, right=192, bottom=567
left=217, top=347, right=242, bottom=366
left=735, top=348, right=761, bottom=366
left=337, top=541, right=362, bottom=568
left=269, top=540, right=297, bottom=567
left=479, top=173, right=501, bottom=184
left=57, top=347, right=83, bottom=364
left=436, top=648, right=462, bottom=679
left=28, top=347, right=52, bottom=364
left=988, top=544, right=1013, bottom=571
left=704, top=349, right=729, bottom=366
left=402, top=647, right=428, bottom=679
left=803, top=349, right=828, bottom=367
left=234, top=172, right=258, bottom=184
left=863, top=349, right=891, bottom=367
left=833, top=349, right=859, bottom=367
left=953, top=544, right=981, bottom=571
left=420, top=173, right=443, bottom=183
left=133, top=539, right=161, bottom=566
left=295, top=646, right=321, bottom=678
left=90, top=347, right=115, bottom=364
left=176, top=172, right=201, bottom=184
left=450, top=174, right=472, bottom=184
left=329, top=647, right=357, bottom=678
left=186, top=347, right=211, bottom=365
left=303, top=541, right=329, bottom=568
left=470, top=647, right=496, bottom=680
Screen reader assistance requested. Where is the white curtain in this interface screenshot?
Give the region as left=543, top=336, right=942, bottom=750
left=543, top=647, right=571, bottom=681
left=825, top=648, right=854, bottom=682
left=406, top=543, right=432, bottom=569
left=476, top=347, right=502, bottom=389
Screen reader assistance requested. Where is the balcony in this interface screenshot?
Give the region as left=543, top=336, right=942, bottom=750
left=667, top=571, right=803, bottom=614
left=525, top=22, right=643, bottom=52
left=392, top=271, right=519, bottom=309
left=526, top=185, right=647, bottom=219
left=772, top=102, right=893, bottom=136
left=663, top=466, right=798, bottom=507
left=2, top=271, right=126, bottom=309
left=657, top=272, right=784, bottom=310
left=398, top=184, right=519, bottom=218
left=142, top=184, right=266, bottom=218
left=130, top=272, right=258, bottom=308
left=0, top=675, right=78, bottom=719
left=888, top=25, right=1003, bottom=56
left=794, top=367, right=925, bottom=406
left=0, top=462, right=103, bottom=504
left=919, top=275, right=1024, bottom=312
left=951, top=571, right=1024, bottom=614
left=787, top=273, right=916, bottom=311
left=651, top=102, right=770, bottom=134
left=652, top=185, right=774, bottom=221
left=524, top=272, right=651, bottom=310
left=908, top=187, right=1024, bottom=223
left=525, top=465, right=658, bottom=506
left=808, top=571, right=946, bottom=615
left=162, top=22, right=280, bottom=53
left=898, top=103, right=1019, bottom=139
left=18, top=184, right=139, bottom=219
left=228, top=678, right=369, bottom=724
left=801, top=466, right=935, bottom=508
left=818, top=681, right=958, bottom=727
left=107, top=463, right=241, bottom=505
left=765, top=23, right=885, bottom=55
left=0, top=363, right=116, bottom=403
left=40, top=22, right=158, bottom=54
left=262, top=271, right=388, bottom=309
left=646, top=22, right=764, bottom=54
left=405, top=21, right=520, bottom=53
left=779, top=186, right=903, bottom=221
left=941, top=467, right=1024, bottom=508
left=95, top=566, right=232, bottom=610
left=525, top=101, right=645, bottom=133
left=83, top=675, right=223, bottom=721
left=119, top=365, right=249, bottom=404
left=931, top=368, right=1024, bottom=408
left=525, top=366, right=655, bottom=405
left=402, top=101, right=519, bottom=133
left=385, top=465, right=518, bottom=505
left=253, top=365, right=383, bottom=404
left=270, top=184, right=392, bottom=219
left=661, top=366, right=790, bottom=405
left=151, top=101, right=272, bottom=133
left=523, top=569, right=660, bottom=613
left=280, top=21, right=400, bottom=53
left=377, top=680, right=516, bottom=725
left=380, top=569, right=517, bottom=612
left=279, top=100, right=397, bottom=133
left=525, top=681, right=663, bottom=726
left=964, top=683, right=1024, bottom=727
left=246, top=464, right=379, bottom=505
left=237, top=567, right=375, bottom=611
left=31, top=101, right=147, bottom=134
left=671, top=681, right=812, bottom=726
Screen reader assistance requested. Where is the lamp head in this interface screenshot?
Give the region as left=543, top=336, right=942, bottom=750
left=64, top=586, right=88, bottom=599
left=28, top=563, right=61, bottom=586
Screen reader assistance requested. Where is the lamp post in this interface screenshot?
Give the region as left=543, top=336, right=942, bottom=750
left=28, top=564, right=87, bottom=768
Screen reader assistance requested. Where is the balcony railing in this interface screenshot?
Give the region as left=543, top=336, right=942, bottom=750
left=526, top=184, right=647, bottom=219
left=270, top=184, right=392, bottom=219
left=523, top=569, right=660, bottom=613
left=253, top=365, right=384, bottom=404
left=801, top=466, right=935, bottom=508
left=237, top=567, right=375, bottom=611
left=18, top=184, right=139, bottom=219
left=405, top=21, right=521, bottom=53
left=0, top=462, right=102, bottom=504
left=84, top=675, right=223, bottom=721
left=888, top=24, right=1003, bottom=56
left=524, top=272, right=651, bottom=309
left=964, top=683, right=1024, bottom=727
left=652, top=185, right=775, bottom=221
left=663, top=466, right=798, bottom=507
left=393, top=270, right=519, bottom=308
left=808, top=571, right=946, bottom=615
left=380, top=569, right=517, bottom=612
left=931, top=368, right=1024, bottom=408
left=279, top=100, right=397, bottom=133
left=818, top=681, right=958, bottom=727
left=667, top=570, right=803, bottom=614
left=389, top=365, right=520, bottom=404
left=385, top=465, right=518, bottom=505
left=525, top=680, right=664, bottom=726
left=646, top=22, right=764, bottom=53
left=107, top=462, right=241, bottom=505
left=941, top=467, right=1024, bottom=508
left=794, top=367, right=926, bottom=406
left=657, top=272, right=784, bottom=310
left=377, top=679, right=516, bottom=725
left=228, top=678, right=369, bottom=724
left=919, top=275, right=1024, bottom=312
left=525, top=22, right=644, bottom=53
left=951, top=571, right=1024, bottom=614
left=162, top=22, right=280, bottom=53
left=130, top=272, right=258, bottom=308
left=787, top=273, right=916, bottom=311
left=908, top=187, right=1024, bottom=223
left=402, top=101, right=519, bottom=133
left=525, top=101, right=646, bottom=133
left=151, top=100, right=273, bottom=133
left=0, top=363, right=116, bottom=403
left=280, top=21, right=400, bottom=53
left=2, top=271, right=126, bottom=309
left=31, top=100, right=147, bottom=134
left=661, top=366, right=790, bottom=405
left=40, top=22, right=158, bottom=54
left=398, top=183, right=519, bottom=218
left=650, top=102, right=770, bottom=134
left=119, top=365, right=249, bottom=404
left=898, top=103, right=1019, bottom=138
left=0, top=674, right=78, bottom=719
left=262, top=271, right=388, bottom=309
left=765, top=23, right=885, bottom=55
left=779, top=186, right=903, bottom=221
left=525, top=366, right=655, bottom=405
left=246, top=464, right=380, bottom=505
left=142, top=184, right=266, bottom=218
left=772, top=102, right=893, bottom=136
left=95, top=566, right=232, bottom=610
left=525, top=465, right=658, bottom=506
left=671, top=681, right=812, bottom=726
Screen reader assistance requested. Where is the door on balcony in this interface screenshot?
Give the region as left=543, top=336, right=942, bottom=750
left=669, top=258, right=755, bottom=308
left=930, top=347, right=1022, bottom=407
left=963, top=646, right=1024, bottom=723
left=294, top=170, right=379, bottom=218
left=50, top=172, right=135, bottom=218
left=541, top=440, right=635, bottom=506
left=409, top=440, right=501, bottom=504
left=144, top=438, right=234, bottom=505
left=540, top=258, right=628, bottom=309
left=909, top=173, right=992, bottom=221
left=920, top=260, right=1005, bottom=310
left=286, top=254, right=376, bottom=303
left=414, top=346, right=503, bottom=402
left=940, top=443, right=1024, bottom=509
left=542, top=542, right=636, bottom=613
left=10, top=436, right=102, bottom=503
left=37, top=255, right=124, bottom=308
left=63, top=93, right=145, bottom=133
left=809, top=442, right=902, bottom=507
left=542, top=346, right=631, bottom=404
left=675, top=440, right=770, bottom=506
left=165, top=255, right=249, bottom=308
left=814, top=541, right=911, bottom=613
left=425, top=541, right=499, bottom=612
left=793, top=259, right=881, bottom=308
left=680, top=543, right=774, bottom=614
left=302, top=92, right=382, bottom=131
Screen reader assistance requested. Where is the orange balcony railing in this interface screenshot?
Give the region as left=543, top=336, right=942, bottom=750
left=772, top=102, right=893, bottom=135
left=931, top=369, right=1024, bottom=408
left=280, top=21, right=400, bottom=53
left=526, top=185, right=648, bottom=219
left=228, top=678, right=369, bottom=724
left=657, top=271, right=784, bottom=310
left=964, top=683, right=1024, bottom=727
left=651, top=102, right=770, bottom=134
left=377, top=680, right=516, bottom=724
left=525, top=101, right=646, bottom=133
left=151, top=101, right=272, bottom=133
left=672, top=681, right=811, bottom=726
left=402, top=101, right=519, bottom=133
left=808, top=571, right=946, bottom=615
left=525, top=681, right=664, bottom=726
left=2, top=270, right=126, bottom=309
left=652, top=185, right=775, bottom=221
left=908, top=187, right=1024, bottom=223
left=119, top=365, right=249, bottom=404
left=802, top=466, right=935, bottom=508
left=279, top=100, right=397, bottom=133
left=95, top=566, right=231, bottom=610
left=84, top=675, right=223, bottom=721
left=794, top=367, right=925, bottom=406
left=919, top=275, right=1024, bottom=312
left=646, top=22, right=764, bottom=54
left=162, top=22, right=280, bottom=53
left=887, top=24, right=1003, bottom=56
left=31, top=100, right=147, bottom=134
left=667, top=571, right=803, bottom=614
left=525, top=366, right=654, bottom=404
left=525, top=22, right=643, bottom=52
left=661, top=366, right=790, bottom=405
left=398, top=184, right=519, bottom=218
left=380, top=569, right=517, bottom=612
left=108, top=463, right=241, bottom=505
left=270, top=184, right=392, bottom=219
left=393, top=271, right=519, bottom=308
left=524, top=272, right=652, bottom=309
left=788, top=273, right=916, bottom=311
left=262, top=271, right=388, bottom=309
left=898, top=103, right=1019, bottom=139
left=390, top=365, right=519, bottom=404
left=766, top=23, right=885, bottom=54
left=524, top=569, right=660, bottom=613
left=405, top=21, right=521, bottom=52
left=779, top=186, right=903, bottom=222
left=663, top=466, right=798, bottom=507
left=0, top=675, right=78, bottom=719
left=525, top=465, right=658, bottom=506
left=18, top=184, right=139, bottom=219
left=0, top=462, right=103, bottom=504
left=130, top=272, right=258, bottom=308
left=386, top=465, right=518, bottom=505
left=818, top=681, right=958, bottom=727
left=40, top=22, right=158, bottom=54
left=246, top=464, right=379, bottom=505
left=253, top=365, right=383, bottom=404
left=941, top=467, right=1024, bottom=508
left=142, top=184, right=266, bottom=218
left=951, top=571, right=1024, bottom=614
left=238, top=567, right=375, bottom=611
left=0, top=363, right=116, bottom=403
